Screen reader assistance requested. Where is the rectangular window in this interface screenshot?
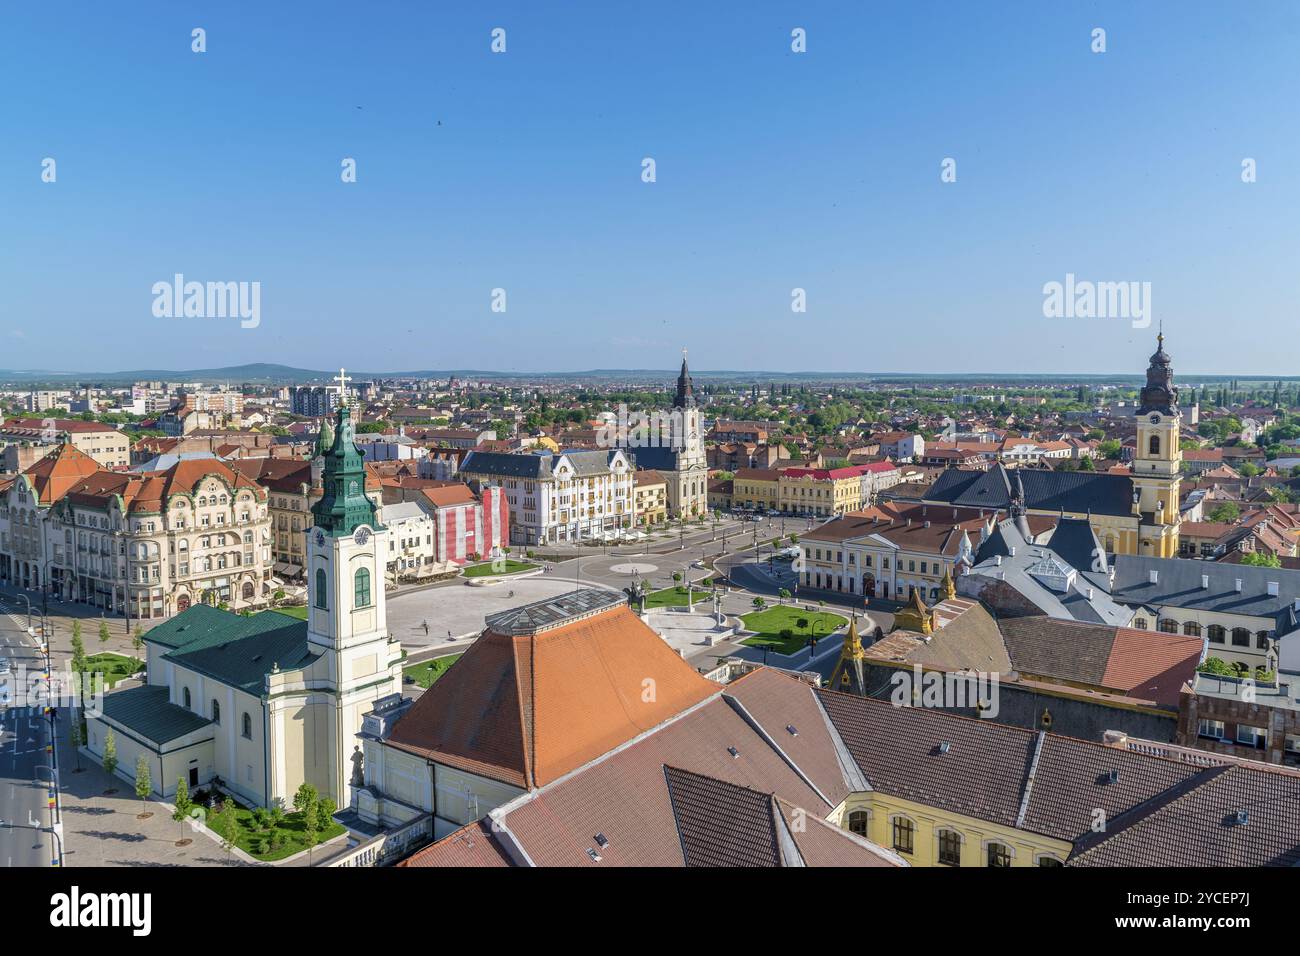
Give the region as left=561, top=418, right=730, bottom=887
left=1236, top=725, right=1267, bottom=748
left=892, top=818, right=914, bottom=855
left=938, top=830, right=962, bottom=866
left=1198, top=719, right=1225, bottom=740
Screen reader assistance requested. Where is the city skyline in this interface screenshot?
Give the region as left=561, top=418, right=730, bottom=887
left=3, top=1, right=1298, bottom=374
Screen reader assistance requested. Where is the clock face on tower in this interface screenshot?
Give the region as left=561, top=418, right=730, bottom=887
left=353, top=527, right=371, bottom=546
left=1149, top=414, right=1160, bottom=424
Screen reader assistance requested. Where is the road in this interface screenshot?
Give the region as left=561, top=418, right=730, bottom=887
left=0, top=596, right=58, bottom=868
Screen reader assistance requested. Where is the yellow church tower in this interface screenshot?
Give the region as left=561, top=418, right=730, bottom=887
left=1131, top=331, right=1182, bottom=557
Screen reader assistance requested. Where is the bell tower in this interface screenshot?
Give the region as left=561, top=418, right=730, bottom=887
left=1132, top=332, right=1182, bottom=557
left=302, top=371, right=403, bottom=802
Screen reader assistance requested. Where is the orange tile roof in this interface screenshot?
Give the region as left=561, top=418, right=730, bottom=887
left=398, top=820, right=512, bottom=867
left=386, top=600, right=719, bottom=789
left=21, top=443, right=102, bottom=504
left=419, top=484, right=477, bottom=508
left=1100, top=628, right=1203, bottom=709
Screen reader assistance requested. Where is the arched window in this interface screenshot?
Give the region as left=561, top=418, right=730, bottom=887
left=1183, top=621, right=1201, bottom=637
left=1159, top=619, right=1179, bottom=634
left=1256, top=631, right=1271, bottom=650
left=183, top=687, right=191, bottom=710
left=242, top=581, right=255, bottom=600
left=1037, top=855, right=1064, bottom=868
left=212, top=700, right=221, bottom=724
left=354, top=567, right=372, bottom=609
left=847, top=810, right=869, bottom=836
left=1149, top=434, right=1161, bottom=456
left=986, top=842, right=1012, bottom=868
left=1231, top=627, right=1251, bottom=647
left=1208, top=624, right=1226, bottom=644
left=242, top=712, right=252, bottom=740
left=315, top=569, right=328, bottom=609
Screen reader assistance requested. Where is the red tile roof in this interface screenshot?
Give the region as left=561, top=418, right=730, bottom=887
left=385, top=600, right=719, bottom=789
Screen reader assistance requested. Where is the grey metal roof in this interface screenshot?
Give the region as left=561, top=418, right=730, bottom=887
left=968, top=519, right=1130, bottom=626
left=927, top=463, right=1135, bottom=518
left=1112, top=556, right=1300, bottom=632
left=460, top=449, right=625, bottom=481
left=484, top=587, right=624, bottom=635
left=460, top=451, right=551, bottom=479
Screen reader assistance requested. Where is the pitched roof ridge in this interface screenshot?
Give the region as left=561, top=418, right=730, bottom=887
left=1068, top=764, right=1234, bottom=862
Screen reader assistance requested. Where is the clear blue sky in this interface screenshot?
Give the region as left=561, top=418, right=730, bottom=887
left=1, top=1, right=1297, bottom=376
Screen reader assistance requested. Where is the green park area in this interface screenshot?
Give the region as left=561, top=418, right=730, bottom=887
left=83, top=653, right=144, bottom=688
left=463, top=560, right=538, bottom=578
left=403, top=654, right=463, bottom=688
left=740, top=606, right=847, bottom=656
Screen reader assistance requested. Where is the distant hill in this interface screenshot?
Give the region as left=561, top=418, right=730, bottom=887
left=0, top=363, right=1288, bottom=388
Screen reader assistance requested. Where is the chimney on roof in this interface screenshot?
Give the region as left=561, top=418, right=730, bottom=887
left=994, top=555, right=1002, bottom=566
left=1148, top=569, right=1159, bottom=584
left=1086, top=587, right=1094, bottom=600
left=1201, top=574, right=1210, bottom=589
left=1235, top=578, right=1244, bottom=593
left=1268, top=581, right=1280, bottom=597
left=923, top=520, right=930, bottom=528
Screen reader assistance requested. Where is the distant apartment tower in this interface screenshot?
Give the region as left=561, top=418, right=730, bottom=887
left=290, top=385, right=344, bottom=417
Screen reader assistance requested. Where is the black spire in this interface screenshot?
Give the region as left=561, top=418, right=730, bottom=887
left=1138, top=328, right=1178, bottom=414
left=674, top=349, right=696, bottom=409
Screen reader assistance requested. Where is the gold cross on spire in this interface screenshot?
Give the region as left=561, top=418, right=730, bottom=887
left=336, top=367, right=351, bottom=405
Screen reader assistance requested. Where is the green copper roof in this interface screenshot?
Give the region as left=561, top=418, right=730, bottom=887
left=311, top=403, right=381, bottom=536
left=100, top=684, right=214, bottom=744
left=151, top=607, right=318, bottom=696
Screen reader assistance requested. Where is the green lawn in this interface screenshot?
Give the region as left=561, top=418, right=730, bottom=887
left=82, top=653, right=144, bottom=688
left=643, top=585, right=713, bottom=609
left=740, top=606, right=847, bottom=655
left=269, top=606, right=307, bottom=620
left=403, top=654, right=463, bottom=689
left=217, top=804, right=345, bottom=862
left=462, top=560, right=539, bottom=578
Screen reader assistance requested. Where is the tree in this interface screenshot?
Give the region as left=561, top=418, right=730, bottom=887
left=1097, top=439, right=1122, bottom=459
left=293, top=781, right=319, bottom=817
left=778, top=588, right=792, bottom=604
left=98, top=619, right=111, bottom=646
left=214, top=800, right=239, bottom=857
left=1077, top=456, right=1095, bottom=472
left=134, top=755, right=152, bottom=811
left=1240, top=552, right=1282, bottom=568
left=752, top=596, right=766, bottom=611
left=315, top=796, right=337, bottom=832
left=1208, top=502, right=1241, bottom=523
left=70, top=625, right=87, bottom=676
left=68, top=721, right=83, bottom=772
left=132, top=625, right=144, bottom=654
left=172, top=777, right=193, bottom=843
left=102, top=729, right=118, bottom=778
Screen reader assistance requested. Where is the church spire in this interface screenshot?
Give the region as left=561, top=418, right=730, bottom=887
left=1139, top=328, right=1177, bottom=414
left=674, top=348, right=696, bottom=409
left=311, top=396, right=381, bottom=537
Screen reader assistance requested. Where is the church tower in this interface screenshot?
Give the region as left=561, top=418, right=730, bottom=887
left=1132, top=332, right=1182, bottom=557
left=302, top=376, right=403, bottom=803
left=668, top=349, right=707, bottom=516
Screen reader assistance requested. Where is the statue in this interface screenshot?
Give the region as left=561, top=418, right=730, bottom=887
left=350, top=745, right=365, bottom=788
